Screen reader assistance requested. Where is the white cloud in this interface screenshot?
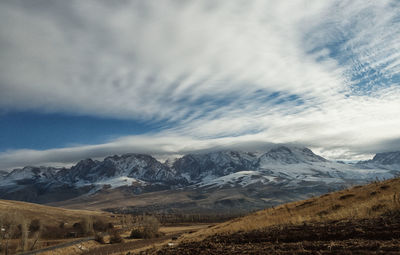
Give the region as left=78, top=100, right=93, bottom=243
left=0, top=0, right=400, bottom=169
left=0, top=134, right=273, bottom=169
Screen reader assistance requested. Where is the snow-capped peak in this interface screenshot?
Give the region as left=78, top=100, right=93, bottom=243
left=371, top=151, right=400, bottom=165
left=259, top=146, right=327, bottom=165
left=173, top=150, right=258, bottom=181
left=1, top=148, right=399, bottom=204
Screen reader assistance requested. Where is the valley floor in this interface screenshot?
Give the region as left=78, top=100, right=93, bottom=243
left=18, top=224, right=212, bottom=255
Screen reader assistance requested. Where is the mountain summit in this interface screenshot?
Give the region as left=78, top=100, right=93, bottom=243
left=0, top=146, right=399, bottom=212
left=371, top=151, right=400, bottom=165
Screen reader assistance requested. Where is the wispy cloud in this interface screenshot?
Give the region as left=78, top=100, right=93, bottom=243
left=0, top=0, right=399, bottom=169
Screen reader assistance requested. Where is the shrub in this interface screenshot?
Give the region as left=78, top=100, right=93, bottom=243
left=73, top=222, right=82, bottom=230
left=371, top=204, right=386, bottom=212
left=20, top=221, right=28, bottom=252
left=94, top=232, right=106, bottom=244
left=129, top=228, right=143, bottom=239
left=29, top=219, right=41, bottom=233
left=130, top=216, right=160, bottom=239
left=93, top=219, right=113, bottom=232
left=339, top=194, right=355, bottom=200
left=40, top=225, right=69, bottom=239
left=81, top=217, right=94, bottom=236
left=73, top=217, right=94, bottom=236
left=109, top=230, right=123, bottom=243
left=0, top=213, right=21, bottom=239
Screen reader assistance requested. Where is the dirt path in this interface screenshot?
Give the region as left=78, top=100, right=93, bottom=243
left=81, top=236, right=172, bottom=255
left=16, top=224, right=210, bottom=255
left=82, top=224, right=211, bottom=255
left=17, top=237, right=94, bottom=255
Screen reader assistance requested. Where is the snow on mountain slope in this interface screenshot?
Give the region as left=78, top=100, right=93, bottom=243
left=257, top=146, right=326, bottom=165
left=59, top=153, right=182, bottom=187
left=259, top=160, right=392, bottom=182
left=183, top=146, right=398, bottom=189
left=357, top=151, right=400, bottom=172
left=0, top=170, right=8, bottom=177
left=93, top=176, right=146, bottom=188
left=370, top=151, right=400, bottom=165
left=195, top=171, right=279, bottom=189
left=173, top=151, right=258, bottom=182
left=1, top=146, right=400, bottom=205
left=0, top=166, right=59, bottom=186
left=194, top=161, right=394, bottom=190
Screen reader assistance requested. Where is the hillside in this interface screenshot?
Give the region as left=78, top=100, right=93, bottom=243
left=0, top=200, right=117, bottom=255
left=0, top=199, right=111, bottom=226
left=155, top=177, right=400, bottom=254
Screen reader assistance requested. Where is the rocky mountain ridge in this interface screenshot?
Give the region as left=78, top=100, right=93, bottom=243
left=358, top=151, right=400, bottom=168
left=1, top=146, right=399, bottom=210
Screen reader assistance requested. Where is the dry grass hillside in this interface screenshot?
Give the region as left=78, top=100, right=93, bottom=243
left=155, top=177, right=400, bottom=254
left=0, top=199, right=111, bottom=226
left=49, top=187, right=270, bottom=215
left=194, top=177, right=400, bottom=236
left=0, top=200, right=116, bottom=255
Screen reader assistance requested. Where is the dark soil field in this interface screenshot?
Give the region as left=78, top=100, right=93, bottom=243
left=155, top=213, right=400, bottom=254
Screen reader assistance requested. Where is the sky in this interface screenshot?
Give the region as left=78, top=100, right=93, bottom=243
left=0, top=0, right=400, bottom=169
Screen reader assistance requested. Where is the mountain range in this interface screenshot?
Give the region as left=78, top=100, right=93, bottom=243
left=1, top=145, right=399, bottom=214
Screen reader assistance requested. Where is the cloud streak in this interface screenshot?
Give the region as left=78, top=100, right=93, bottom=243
left=0, top=0, right=400, bottom=169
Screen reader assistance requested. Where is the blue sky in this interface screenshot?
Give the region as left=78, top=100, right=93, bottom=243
left=0, top=111, right=162, bottom=151
left=0, top=0, right=399, bottom=169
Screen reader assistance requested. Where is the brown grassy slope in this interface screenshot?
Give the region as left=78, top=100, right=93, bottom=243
left=49, top=188, right=193, bottom=210
left=180, top=177, right=400, bottom=242
left=0, top=199, right=112, bottom=226
left=48, top=187, right=265, bottom=215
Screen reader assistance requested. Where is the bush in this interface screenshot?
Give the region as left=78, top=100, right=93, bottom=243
left=109, top=230, right=123, bottom=243
left=20, top=221, right=28, bottom=252
left=93, top=219, right=113, bottom=232
left=73, top=222, right=82, bottom=230
left=130, top=216, right=161, bottom=239
left=129, top=228, right=143, bottom=239
left=73, top=217, right=94, bottom=236
left=29, top=219, right=41, bottom=233
left=94, top=232, right=106, bottom=244
left=40, top=225, right=70, bottom=239
left=81, top=217, right=94, bottom=236
left=1, top=213, right=22, bottom=238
